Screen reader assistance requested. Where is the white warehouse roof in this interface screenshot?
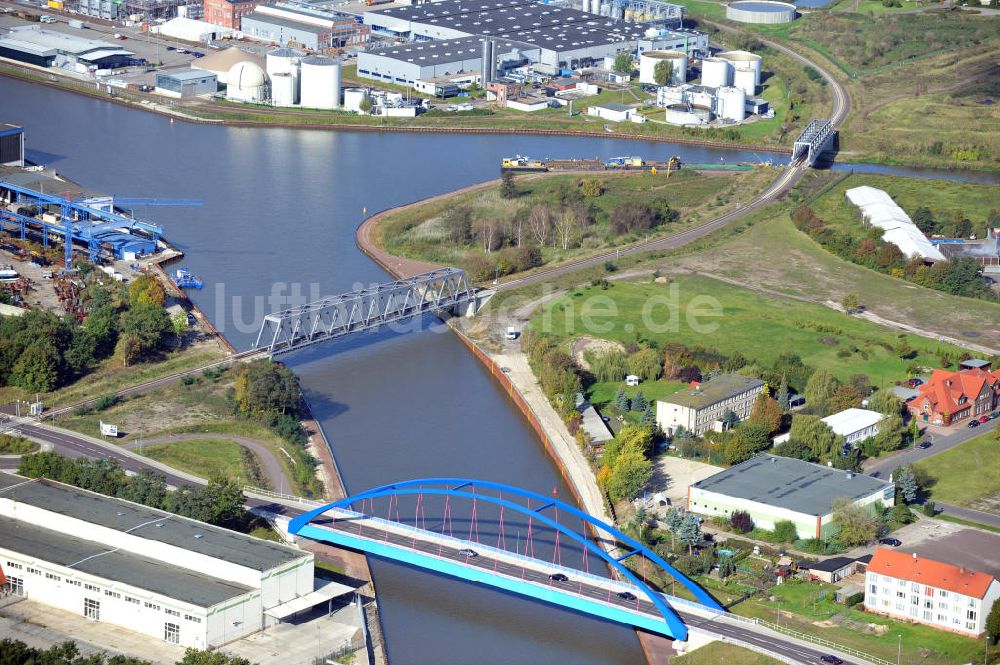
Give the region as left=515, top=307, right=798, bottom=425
left=845, top=186, right=946, bottom=262
left=774, top=407, right=883, bottom=444
left=154, top=17, right=237, bottom=42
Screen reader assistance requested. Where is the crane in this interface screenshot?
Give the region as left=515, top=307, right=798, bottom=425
left=112, top=198, right=203, bottom=207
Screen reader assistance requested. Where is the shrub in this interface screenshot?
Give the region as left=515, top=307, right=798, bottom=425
left=922, top=501, right=937, bottom=517
left=94, top=394, right=118, bottom=411
left=729, top=510, right=754, bottom=534
left=181, top=375, right=196, bottom=386
left=772, top=520, right=798, bottom=543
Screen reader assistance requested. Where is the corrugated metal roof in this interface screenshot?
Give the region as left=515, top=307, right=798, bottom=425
left=845, top=186, right=946, bottom=262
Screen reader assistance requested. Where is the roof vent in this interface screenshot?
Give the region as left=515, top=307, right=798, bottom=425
left=194, top=534, right=203, bottom=539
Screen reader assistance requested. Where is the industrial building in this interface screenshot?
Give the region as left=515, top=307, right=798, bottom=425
left=635, top=27, right=707, bottom=59
left=655, top=81, right=769, bottom=126
left=638, top=50, right=686, bottom=85
left=773, top=408, right=884, bottom=448
left=190, top=46, right=265, bottom=84
left=76, top=0, right=200, bottom=21
left=655, top=374, right=765, bottom=436
left=0, top=27, right=136, bottom=71
left=358, top=37, right=535, bottom=86
left=0, top=125, right=24, bottom=168
left=153, top=17, right=238, bottom=43
left=0, top=473, right=352, bottom=649
left=203, top=0, right=260, bottom=30
left=845, top=186, right=946, bottom=262
left=688, top=454, right=895, bottom=540
left=155, top=69, right=218, bottom=98
left=241, top=3, right=367, bottom=50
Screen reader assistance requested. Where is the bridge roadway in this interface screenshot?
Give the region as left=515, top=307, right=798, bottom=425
left=1, top=419, right=883, bottom=664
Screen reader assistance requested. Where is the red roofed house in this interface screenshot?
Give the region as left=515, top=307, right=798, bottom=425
left=908, top=361, right=1000, bottom=426
left=865, top=548, right=1000, bottom=636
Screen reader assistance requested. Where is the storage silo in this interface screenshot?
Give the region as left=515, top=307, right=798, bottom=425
left=266, top=47, right=303, bottom=104
left=733, top=67, right=756, bottom=96
left=718, top=50, right=762, bottom=85
left=271, top=72, right=296, bottom=107
left=300, top=56, right=341, bottom=110
left=639, top=50, right=687, bottom=85
left=343, top=87, right=369, bottom=113
left=716, top=86, right=746, bottom=122
left=226, top=61, right=268, bottom=104
left=700, top=57, right=732, bottom=88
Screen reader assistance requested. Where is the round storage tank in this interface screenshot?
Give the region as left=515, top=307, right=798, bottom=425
left=665, top=104, right=709, bottom=126
left=700, top=57, right=732, bottom=88
left=733, top=67, right=756, bottom=96
left=226, top=61, right=268, bottom=104
left=300, top=56, right=341, bottom=110
left=718, top=50, right=762, bottom=85
left=717, top=86, right=746, bottom=122
left=343, top=87, right=369, bottom=114
left=726, top=0, right=796, bottom=24
left=271, top=72, right=296, bottom=107
left=639, top=50, right=687, bottom=85
left=266, top=47, right=304, bottom=77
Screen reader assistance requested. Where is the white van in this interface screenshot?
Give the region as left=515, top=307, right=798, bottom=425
left=505, top=327, right=519, bottom=340
left=39, top=14, right=56, bottom=23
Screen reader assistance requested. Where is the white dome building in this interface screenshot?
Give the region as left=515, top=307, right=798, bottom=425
left=226, top=61, right=269, bottom=104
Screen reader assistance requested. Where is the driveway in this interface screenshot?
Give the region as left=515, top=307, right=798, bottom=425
left=652, top=456, right=723, bottom=508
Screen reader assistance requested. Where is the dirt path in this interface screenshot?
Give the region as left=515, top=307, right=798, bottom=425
left=122, top=433, right=289, bottom=491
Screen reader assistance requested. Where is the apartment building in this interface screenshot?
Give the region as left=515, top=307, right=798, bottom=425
left=655, top=374, right=764, bottom=436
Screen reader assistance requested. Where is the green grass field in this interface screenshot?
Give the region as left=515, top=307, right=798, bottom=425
left=672, top=641, right=782, bottom=665
left=587, top=379, right=688, bottom=409
left=531, top=274, right=970, bottom=385
left=142, top=438, right=252, bottom=483
left=736, top=580, right=991, bottom=664
left=915, top=430, right=1000, bottom=508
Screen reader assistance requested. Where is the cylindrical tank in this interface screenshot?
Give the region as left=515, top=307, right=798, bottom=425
left=343, top=87, right=369, bottom=113
left=226, top=61, right=268, bottom=104
left=266, top=47, right=304, bottom=77
left=733, top=67, right=756, bottom=96
left=718, top=50, right=762, bottom=85
left=665, top=104, right=708, bottom=126
left=716, top=86, right=746, bottom=121
left=725, top=0, right=796, bottom=24
left=700, top=57, right=732, bottom=88
left=300, top=56, right=341, bottom=110
left=271, top=72, right=295, bottom=106
left=638, top=50, right=687, bottom=85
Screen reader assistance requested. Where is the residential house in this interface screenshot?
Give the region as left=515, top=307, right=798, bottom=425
left=656, top=374, right=764, bottom=436
left=865, top=548, right=1000, bottom=636
left=773, top=408, right=883, bottom=447
left=908, top=363, right=1000, bottom=426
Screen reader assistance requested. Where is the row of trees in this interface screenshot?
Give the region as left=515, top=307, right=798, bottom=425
left=0, top=640, right=256, bottom=665
left=16, top=453, right=247, bottom=528
left=597, top=425, right=654, bottom=502
left=0, top=275, right=173, bottom=393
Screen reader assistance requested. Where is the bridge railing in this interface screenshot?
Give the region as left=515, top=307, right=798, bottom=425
left=723, top=613, right=894, bottom=665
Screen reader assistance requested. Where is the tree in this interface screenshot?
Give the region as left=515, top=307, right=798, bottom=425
left=895, top=338, right=915, bottom=360
left=233, top=359, right=300, bottom=418
left=120, top=468, right=168, bottom=508
left=114, top=333, right=143, bottom=368
left=581, top=179, right=604, bottom=198
left=723, top=422, right=772, bottom=464
left=358, top=96, right=373, bottom=113
left=776, top=375, right=790, bottom=411
left=895, top=465, right=919, bottom=503
left=748, top=393, right=782, bottom=434
left=986, top=594, right=1000, bottom=641
left=613, top=52, right=634, bottom=75
left=804, top=369, right=840, bottom=414
left=665, top=507, right=684, bottom=548
left=641, top=405, right=656, bottom=427
left=831, top=497, right=879, bottom=547
left=553, top=208, right=578, bottom=250
left=867, top=390, right=903, bottom=417
left=176, top=649, right=255, bottom=665
left=128, top=274, right=166, bottom=308
left=628, top=348, right=662, bottom=381
left=788, top=414, right=843, bottom=461
left=773, top=438, right=815, bottom=461
left=841, top=293, right=860, bottom=314
left=729, top=510, right=753, bottom=534
left=653, top=59, right=673, bottom=86
left=499, top=170, right=517, bottom=199
left=615, top=387, right=630, bottom=412
left=605, top=449, right=652, bottom=501
left=829, top=384, right=864, bottom=412
left=441, top=205, right=472, bottom=243
left=679, top=513, right=702, bottom=554
left=10, top=339, right=63, bottom=392
left=171, top=310, right=189, bottom=338
left=610, top=203, right=657, bottom=235
left=720, top=408, right=739, bottom=430
left=590, top=348, right=629, bottom=382
left=772, top=520, right=798, bottom=543
left=872, top=413, right=905, bottom=454
left=119, top=303, right=170, bottom=355
left=527, top=204, right=553, bottom=246
left=631, top=391, right=648, bottom=412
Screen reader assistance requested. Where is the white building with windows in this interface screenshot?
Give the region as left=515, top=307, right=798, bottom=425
left=0, top=473, right=350, bottom=649
left=772, top=407, right=883, bottom=447
left=865, top=548, right=1000, bottom=636
left=655, top=374, right=764, bottom=436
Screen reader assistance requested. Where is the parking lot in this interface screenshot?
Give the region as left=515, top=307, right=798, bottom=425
left=867, top=519, right=1000, bottom=578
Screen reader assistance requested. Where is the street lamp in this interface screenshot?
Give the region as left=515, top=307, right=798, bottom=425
left=897, top=634, right=902, bottom=665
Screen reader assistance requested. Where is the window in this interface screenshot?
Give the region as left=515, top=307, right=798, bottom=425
left=6, top=561, right=22, bottom=570
left=4, top=576, right=24, bottom=596
left=969, top=598, right=977, bottom=608
left=84, top=598, right=100, bottom=621
left=184, top=614, right=202, bottom=623
left=870, top=585, right=877, bottom=594
left=923, top=610, right=932, bottom=621
left=939, top=602, right=948, bottom=609
left=925, top=587, right=934, bottom=596
left=937, top=614, right=947, bottom=622
left=125, top=596, right=140, bottom=605
left=85, top=584, right=101, bottom=592
left=45, top=573, right=61, bottom=581
left=939, top=589, right=948, bottom=597
left=910, top=583, right=919, bottom=591
left=26, top=567, right=40, bottom=575
left=898, top=579, right=906, bottom=587
left=104, top=591, right=121, bottom=599
left=166, top=608, right=180, bottom=617
left=967, top=610, right=977, bottom=621
left=924, top=600, right=932, bottom=609
left=896, top=591, right=906, bottom=599
left=67, top=580, right=81, bottom=587
left=967, top=622, right=976, bottom=630
left=144, top=602, right=161, bottom=611
left=164, top=622, right=180, bottom=645
left=910, top=596, right=919, bottom=605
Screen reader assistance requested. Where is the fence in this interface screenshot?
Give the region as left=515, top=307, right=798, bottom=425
left=724, top=613, right=895, bottom=665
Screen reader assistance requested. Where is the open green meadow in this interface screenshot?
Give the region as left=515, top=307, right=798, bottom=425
left=142, top=438, right=254, bottom=483
left=915, top=430, right=1000, bottom=509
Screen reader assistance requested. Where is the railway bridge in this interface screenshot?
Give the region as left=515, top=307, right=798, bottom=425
left=793, top=119, right=836, bottom=166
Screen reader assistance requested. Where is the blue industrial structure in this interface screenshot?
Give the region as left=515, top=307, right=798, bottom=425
left=289, top=478, right=724, bottom=640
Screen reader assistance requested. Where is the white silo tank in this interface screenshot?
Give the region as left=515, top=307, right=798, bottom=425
left=271, top=72, right=296, bottom=107
left=266, top=47, right=303, bottom=104
left=733, top=67, right=756, bottom=96
left=300, top=56, right=341, bottom=110
left=343, top=87, right=369, bottom=113
left=701, top=57, right=732, bottom=88
left=639, top=51, right=686, bottom=85
left=717, top=86, right=746, bottom=121
left=718, top=50, right=761, bottom=85
left=226, top=61, right=268, bottom=104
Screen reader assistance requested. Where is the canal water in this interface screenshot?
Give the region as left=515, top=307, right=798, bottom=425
left=3, top=76, right=996, bottom=664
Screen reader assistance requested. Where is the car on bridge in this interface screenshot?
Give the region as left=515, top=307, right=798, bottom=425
left=820, top=656, right=844, bottom=665
left=549, top=573, right=568, bottom=582
left=458, top=548, right=478, bottom=558
left=617, top=591, right=636, bottom=600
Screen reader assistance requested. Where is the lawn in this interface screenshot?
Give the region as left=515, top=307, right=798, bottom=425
left=587, top=378, right=688, bottom=409
left=531, top=274, right=971, bottom=385
left=828, top=0, right=922, bottom=15
left=736, top=580, right=991, bottom=665
left=141, top=438, right=253, bottom=483
left=915, top=429, right=1000, bottom=509
left=376, top=168, right=774, bottom=281
left=672, top=641, right=782, bottom=665
left=0, top=434, right=38, bottom=455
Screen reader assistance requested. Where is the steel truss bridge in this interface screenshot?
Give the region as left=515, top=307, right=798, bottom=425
left=793, top=119, right=836, bottom=166
left=254, top=268, right=480, bottom=356
left=289, top=478, right=725, bottom=640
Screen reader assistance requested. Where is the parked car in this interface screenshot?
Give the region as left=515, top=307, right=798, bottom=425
left=907, top=378, right=924, bottom=388
left=819, top=656, right=844, bottom=665
left=176, top=47, right=187, bottom=53
left=880, top=537, right=902, bottom=547
left=617, top=591, right=636, bottom=601
left=968, top=420, right=980, bottom=429
left=990, top=411, right=1000, bottom=419
left=165, top=45, right=176, bottom=50
left=918, top=441, right=932, bottom=449
left=192, top=51, right=204, bottom=58
left=979, top=415, right=991, bottom=423
left=458, top=548, right=478, bottom=558
left=549, top=573, right=568, bottom=582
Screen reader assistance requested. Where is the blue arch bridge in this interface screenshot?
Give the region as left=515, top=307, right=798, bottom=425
left=288, top=478, right=725, bottom=641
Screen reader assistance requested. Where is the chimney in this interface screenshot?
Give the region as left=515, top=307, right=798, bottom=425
left=912, top=553, right=917, bottom=560
left=960, top=567, right=966, bottom=574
